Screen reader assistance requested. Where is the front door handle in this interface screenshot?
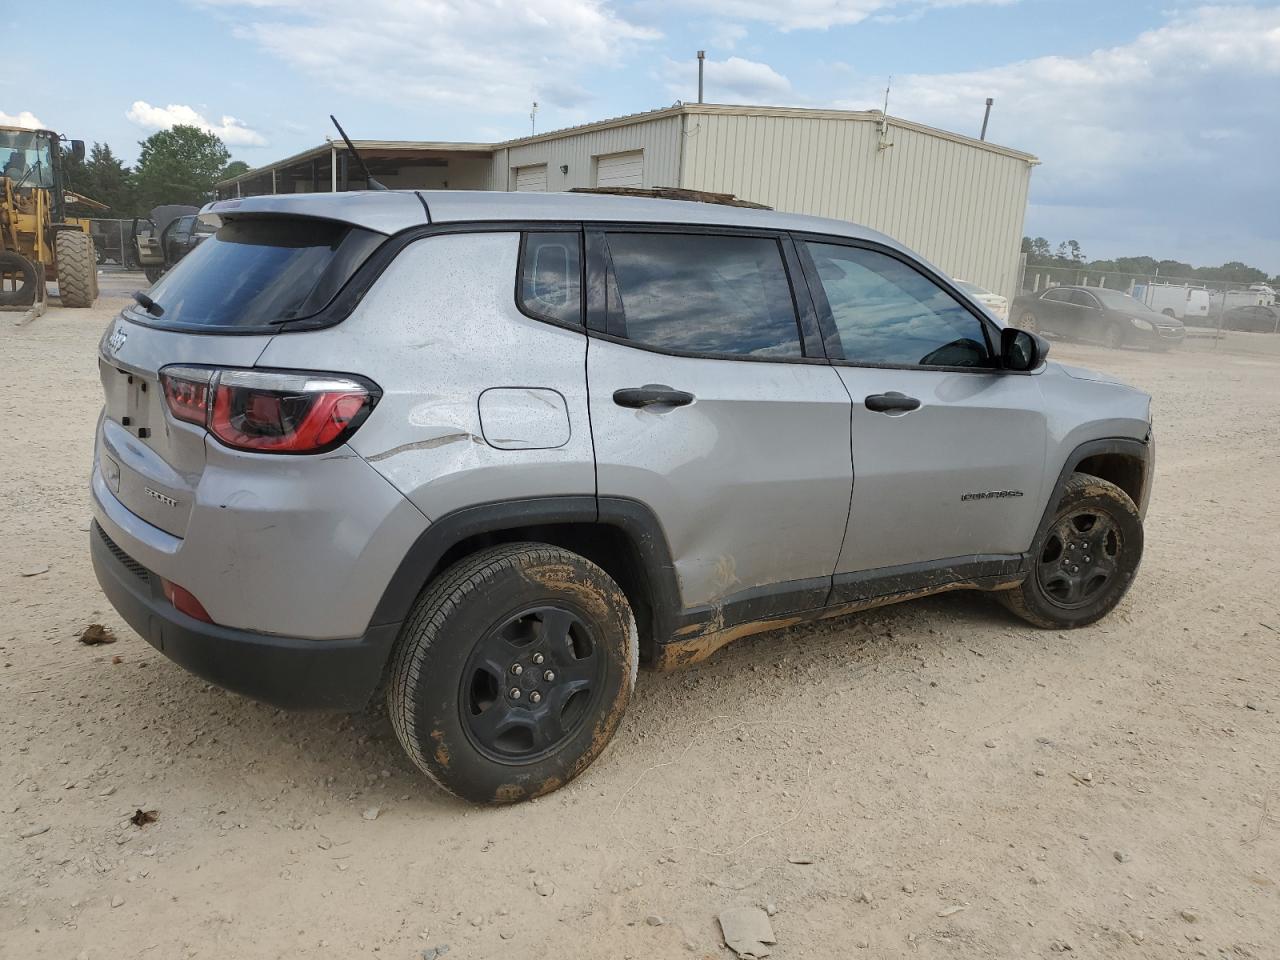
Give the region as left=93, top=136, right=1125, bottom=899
left=613, top=385, right=695, bottom=409
left=864, top=392, right=921, bottom=414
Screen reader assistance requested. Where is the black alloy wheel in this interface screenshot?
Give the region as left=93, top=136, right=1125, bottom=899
left=1034, top=508, right=1122, bottom=609
left=460, top=605, right=606, bottom=763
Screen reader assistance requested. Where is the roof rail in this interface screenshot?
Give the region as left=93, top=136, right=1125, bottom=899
left=567, top=186, right=772, bottom=209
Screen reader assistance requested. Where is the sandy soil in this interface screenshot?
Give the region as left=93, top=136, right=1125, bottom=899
left=3, top=275, right=1278, bottom=960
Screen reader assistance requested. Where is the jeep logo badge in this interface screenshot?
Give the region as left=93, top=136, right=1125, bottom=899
left=106, top=325, right=128, bottom=354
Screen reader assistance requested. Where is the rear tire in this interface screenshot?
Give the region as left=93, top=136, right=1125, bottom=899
left=1019, top=311, right=1038, bottom=333
left=998, top=473, right=1143, bottom=629
left=54, top=231, right=97, bottom=307
left=387, top=543, right=638, bottom=804
left=144, top=266, right=164, bottom=285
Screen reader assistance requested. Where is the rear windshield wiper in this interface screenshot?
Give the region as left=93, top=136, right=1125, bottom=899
left=132, top=290, right=165, bottom=317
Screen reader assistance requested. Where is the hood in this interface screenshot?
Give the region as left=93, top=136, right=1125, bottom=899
left=1053, top=361, right=1131, bottom=386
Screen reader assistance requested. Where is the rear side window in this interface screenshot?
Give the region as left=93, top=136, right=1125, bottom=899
left=136, top=217, right=383, bottom=330
left=603, top=232, right=803, bottom=359
left=519, top=232, right=582, bottom=326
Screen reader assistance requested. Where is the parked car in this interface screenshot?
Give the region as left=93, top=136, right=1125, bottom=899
left=91, top=191, right=1154, bottom=803
left=131, top=206, right=211, bottom=283
left=953, top=279, right=1008, bottom=321
left=1014, top=285, right=1185, bottom=350
left=1221, top=304, right=1280, bottom=333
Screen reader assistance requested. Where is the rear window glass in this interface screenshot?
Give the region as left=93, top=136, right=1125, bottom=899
left=135, top=217, right=382, bottom=329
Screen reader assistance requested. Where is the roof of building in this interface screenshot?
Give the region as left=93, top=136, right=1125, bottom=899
left=215, top=102, right=1039, bottom=189
left=204, top=188, right=902, bottom=251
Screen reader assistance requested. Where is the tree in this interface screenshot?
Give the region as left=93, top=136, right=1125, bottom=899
left=60, top=141, right=138, bottom=218
left=133, top=125, right=230, bottom=210
left=221, top=160, right=250, bottom=180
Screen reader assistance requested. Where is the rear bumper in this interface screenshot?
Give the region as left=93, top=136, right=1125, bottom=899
left=91, top=521, right=399, bottom=710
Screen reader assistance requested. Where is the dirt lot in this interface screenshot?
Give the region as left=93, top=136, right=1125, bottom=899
left=3, top=276, right=1277, bottom=960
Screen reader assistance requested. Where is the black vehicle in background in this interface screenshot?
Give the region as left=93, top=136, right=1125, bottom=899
left=1013, top=285, right=1185, bottom=351
left=131, top=206, right=212, bottom=283
left=1221, top=304, right=1280, bottom=333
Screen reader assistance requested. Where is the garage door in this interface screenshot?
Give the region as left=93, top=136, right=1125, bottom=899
left=595, top=151, right=643, bottom=188
left=514, top=165, right=547, bottom=192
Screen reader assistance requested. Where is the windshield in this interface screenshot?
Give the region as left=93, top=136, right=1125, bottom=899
left=0, top=129, right=54, bottom=188
left=134, top=216, right=383, bottom=330
left=1093, top=288, right=1159, bottom=314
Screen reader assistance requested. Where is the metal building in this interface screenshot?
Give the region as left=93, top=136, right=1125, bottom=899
left=216, top=103, right=1038, bottom=301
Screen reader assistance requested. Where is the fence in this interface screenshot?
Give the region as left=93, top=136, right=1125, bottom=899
left=1015, top=261, right=1280, bottom=337
left=88, top=218, right=139, bottom=269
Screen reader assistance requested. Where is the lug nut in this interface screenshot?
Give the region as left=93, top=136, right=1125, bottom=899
left=1084, top=556, right=1091, bottom=563
left=1071, top=565, right=1079, bottom=573
left=532, top=653, right=545, bottom=665
left=511, top=664, right=523, bottom=675
left=509, top=687, right=521, bottom=699
left=529, top=691, right=542, bottom=704
left=543, top=670, right=556, bottom=682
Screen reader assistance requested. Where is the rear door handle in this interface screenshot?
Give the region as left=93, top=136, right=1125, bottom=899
left=864, top=392, right=921, bottom=414
left=613, top=385, right=695, bottom=409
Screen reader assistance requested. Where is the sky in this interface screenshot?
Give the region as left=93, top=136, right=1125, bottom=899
left=5, top=1, right=1279, bottom=273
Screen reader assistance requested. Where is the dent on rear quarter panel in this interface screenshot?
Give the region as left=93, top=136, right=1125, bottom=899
left=252, top=232, right=596, bottom=522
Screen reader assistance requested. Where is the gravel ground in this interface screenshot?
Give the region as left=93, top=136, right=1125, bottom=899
left=2, top=276, right=1277, bottom=959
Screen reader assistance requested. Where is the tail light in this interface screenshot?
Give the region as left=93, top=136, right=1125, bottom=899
left=160, top=366, right=379, bottom=454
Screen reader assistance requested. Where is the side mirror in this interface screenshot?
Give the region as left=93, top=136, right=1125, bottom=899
left=1001, top=327, right=1049, bottom=371
left=69, top=140, right=86, bottom=163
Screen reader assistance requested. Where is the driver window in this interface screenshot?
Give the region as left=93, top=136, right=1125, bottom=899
left=802, top=242, right=993, bottom=368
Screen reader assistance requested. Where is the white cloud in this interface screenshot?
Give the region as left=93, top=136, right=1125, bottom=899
left=676, top=0, right=1017, bottom=31
left=665, top=55, right=792, bottom=104
left=831, top=5, right=1280, bottom=269
left=0, top=110, right=46, bottom=129
left=836, top=6, right=1280, bottom=192
left=126, top=101, right=267, bottom=146
left=198, top=0, right=658, bottom=118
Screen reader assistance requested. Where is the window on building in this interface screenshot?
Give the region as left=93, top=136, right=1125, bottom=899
left=802, top=242, right=993, bottom=368
left=519, top=232, right=582, bottom=326
left=603, top=232, right=803, bottom=359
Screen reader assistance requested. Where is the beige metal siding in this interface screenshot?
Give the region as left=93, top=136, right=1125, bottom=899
left=679, top=113, right=1033, bottom=303
left=596, top=150, right=644, bottom=188
left=502, top=116, right=682, bottom=193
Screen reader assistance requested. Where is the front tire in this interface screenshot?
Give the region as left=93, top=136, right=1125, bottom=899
left=54, top=231, right=97, bottom=307
left=1102, top=323, right=1126, bottom=349
left=387, top=543, right=638, bottom=804
left=998, top=473, right=1143, bottom=629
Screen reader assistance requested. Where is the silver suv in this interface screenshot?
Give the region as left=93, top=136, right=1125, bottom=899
left=91, top=191, right=1153, bottom=803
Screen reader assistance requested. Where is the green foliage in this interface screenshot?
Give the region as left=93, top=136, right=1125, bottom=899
left=61, top=141, right=139, bottom=218
left=1023, top=237, right=1274, bottom=284
left=133, top=125, right=231, bottom=210
left=221, top=160, right=251, bottom=180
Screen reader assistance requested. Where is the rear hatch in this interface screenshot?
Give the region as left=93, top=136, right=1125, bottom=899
left=97, top=214, right=385, bottom=538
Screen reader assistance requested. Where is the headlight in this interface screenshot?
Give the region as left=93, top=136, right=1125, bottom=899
left=1130, top=317, right=1152, bottom=331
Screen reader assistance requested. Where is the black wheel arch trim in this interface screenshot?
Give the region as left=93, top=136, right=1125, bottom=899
left=1034, top=437, right=1152, bottom=550
left=366, top=495, right=684, bottom=642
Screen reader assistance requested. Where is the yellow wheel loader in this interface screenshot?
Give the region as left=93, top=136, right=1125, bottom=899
left=1, top=125, right=105, bottom=309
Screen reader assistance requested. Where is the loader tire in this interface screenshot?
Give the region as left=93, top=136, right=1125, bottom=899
left=0, top=251, right=39, bottom=307
left=55, top=230, right=97, bottom=308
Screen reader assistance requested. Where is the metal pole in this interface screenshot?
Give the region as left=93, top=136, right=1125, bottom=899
left=330, top=143, right=338, bottom=192
left=980, top=98, right=993, bottom=141
left=697, top=51, right=705, bottom=104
